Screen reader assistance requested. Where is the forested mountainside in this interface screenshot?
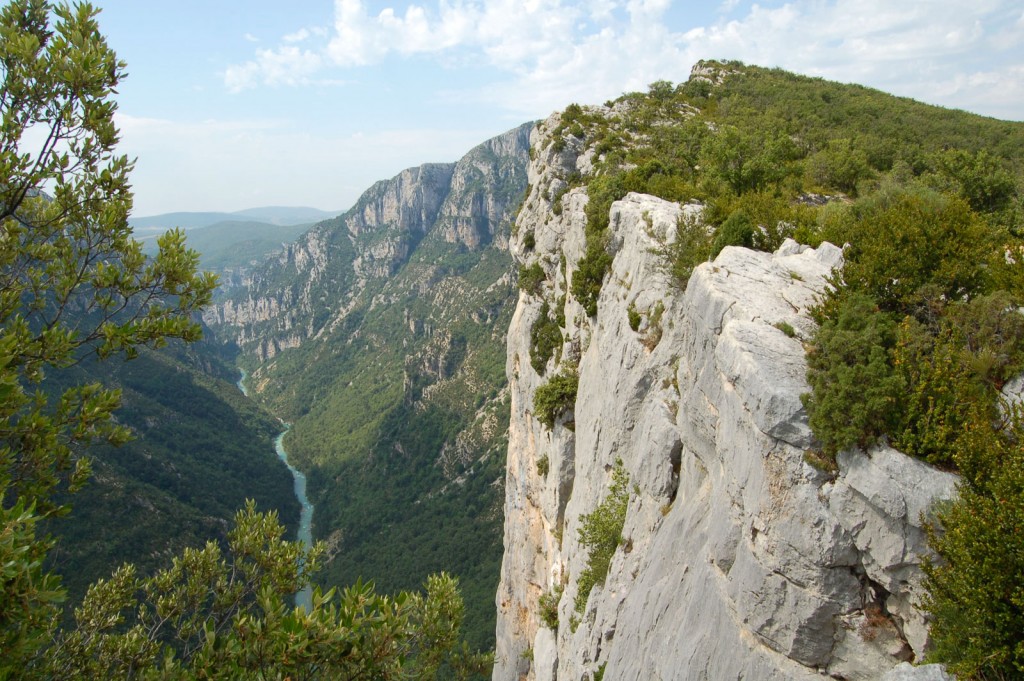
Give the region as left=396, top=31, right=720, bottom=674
left=492, top=61, right=1023, bottom=680
left=207, top=123, right=532, bottom=648
left=44, top=334, right=300, bottom=608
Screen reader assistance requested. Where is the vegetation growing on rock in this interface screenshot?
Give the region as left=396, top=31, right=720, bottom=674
left=574, top=460, right=629, bottom=615
left=533, top=370, right=579, bottom=430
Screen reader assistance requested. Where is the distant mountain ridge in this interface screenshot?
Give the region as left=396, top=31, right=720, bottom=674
left=131, top=206, right=339, bottom=231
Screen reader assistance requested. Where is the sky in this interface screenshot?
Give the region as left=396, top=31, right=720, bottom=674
left=83, top=0, right=1024, bottom=217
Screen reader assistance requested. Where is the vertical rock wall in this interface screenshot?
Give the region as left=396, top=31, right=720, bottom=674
left=493, top=112, right=957, bottom=680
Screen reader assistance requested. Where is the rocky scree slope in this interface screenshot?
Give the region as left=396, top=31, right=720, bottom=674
left=493, top=109, right=956, bottom=680
left=206, top=123, right=532, bottom=649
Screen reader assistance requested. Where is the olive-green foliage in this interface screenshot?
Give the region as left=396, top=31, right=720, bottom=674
left=889, top=319, right=985, bottom=467
left=806, top=138, right=873, bottom=195
left=533, top=371, right=579, bottom=430
left=664, top=212, right=712, bottom=288
left=530, top=301, right=562, bottom=375
left=571, top=237, right=613, bottom=317
left=574, top=460, right=629, bottom=614
left=946, top=291, right=1024, bottom=387
left=40, top=503, right=489, bottom=680
left=538, top=585, right=561, bottom=630
left=705, top=190, right=817, bottom=252
left=802, top=292, right=904, bottom=457
left=837, top=191, right=995, bottom=313
left=698, top=124, right=799, bottom=195
left=536, top=454, right=550, bottom=477
left=774, top=321, right=796, bottom=338
left=519, top=261, right=546, bottom=295
left=923, top=409, right=1024, bottom=680
left=925, top=147, right=1018, bottom=215
left=710, top=209, right=755, bottom=258
left=0, top=0, right=217, bottom=668
left=627, top=303, right=642, bottom=332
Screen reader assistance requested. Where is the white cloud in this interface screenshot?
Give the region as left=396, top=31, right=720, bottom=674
left=223, top=0, right=1023, bottom=120
left=224, top=45, right=325, bottom=92
left=283, top=28, right=311, bottom=43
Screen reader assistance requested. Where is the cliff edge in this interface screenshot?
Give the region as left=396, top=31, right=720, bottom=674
left=492, top=110, right=957, bottom=680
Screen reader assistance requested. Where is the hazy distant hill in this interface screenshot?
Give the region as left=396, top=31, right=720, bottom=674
left=232, top=206, right=339, bottom=225
left=130, top=206, right=338, bottom=231
left=141, top=219, right=313, bottom=272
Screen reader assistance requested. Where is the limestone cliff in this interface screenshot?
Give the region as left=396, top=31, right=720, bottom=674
left=493, top=110, right=957, bottom=680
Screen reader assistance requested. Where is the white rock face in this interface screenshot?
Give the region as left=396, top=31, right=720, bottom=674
left=493, top=115, right=959, bottom=680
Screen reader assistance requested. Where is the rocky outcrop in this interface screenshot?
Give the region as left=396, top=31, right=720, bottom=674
left=493, top=110, right=958, bottom=680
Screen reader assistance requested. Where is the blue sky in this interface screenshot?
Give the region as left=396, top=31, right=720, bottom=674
left=89, top=0, right=1024, bottom=217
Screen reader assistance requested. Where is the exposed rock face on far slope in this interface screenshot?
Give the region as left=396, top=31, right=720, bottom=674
left=205, top=124, right=531, bottom=364
left=492, top=111, right=956, bottom=680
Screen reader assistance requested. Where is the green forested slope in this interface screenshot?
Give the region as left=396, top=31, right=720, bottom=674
left=44, top=336, right=300, bottom=606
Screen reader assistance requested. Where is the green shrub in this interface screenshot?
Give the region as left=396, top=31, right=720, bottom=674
left=536, top=455, right=550, bottom=477
left=530, top=302, right=562, bottom=375
left=945, top=291, right=1024, bottom=388
left=806, top=138, right=873, bottom=195
left=802, top=291, right=904, bottom=458
left=519, top=262, right=546, bottom=295
left=571, top=238, right=613, bottom=317
left=890, top=318, right=986, bottom=467
left=698, top=124, right=799, bottom=195
left=840, top=191, right=996, bottom=313
left=538, top=586, right=562, bottom=630
left=534, top=371, right=578, bottom=430
left=710, top=209, right=755, bottom=258
left=663, top=212, right=712, bottom=289
left=925, top=147, right=1017, bottom=214
left=627, top=304, right=641, bottom=332
left=706, top=190, right=818, bottom=251
left=522, top=231, right=536, bottom=250
left=574, top=460, right=629, bottom=614
left=923, top=408, right=1024, bottom=679
left=774, top=321, right=796, bottom=338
